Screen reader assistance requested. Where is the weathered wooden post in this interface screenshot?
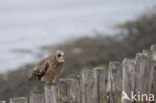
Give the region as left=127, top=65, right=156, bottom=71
left=10, top=97, right=27, bottom=103
left=51, top=85, right=58, bottom=103
left=81, top=67, right=106, bottom=103
left=82, top=69, right=97, bottom=103
left=65, top=77, right=81, bottom=103
left=107, top=61, right=122, bottom=103
left=57, top=79, right=69, bottom=103
left=44, top=84, right=57, bottom=103
left=93, top=67, right=107, bottom=103
left=135, top=52, right=154, bottom=102
left=122, top=58, right=136, bottom=103
left=44, top=84, right=52, bottom=103
left=151, top=45, right=156, bottom=89
left=30, top=90, right=44, bottom=103
left=150, top=45, right=156, bottom=103
left=0, top=101, right=6, bottom=103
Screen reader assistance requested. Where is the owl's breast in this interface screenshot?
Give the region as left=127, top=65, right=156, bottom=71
left=44, top=64, right=63, bottom=81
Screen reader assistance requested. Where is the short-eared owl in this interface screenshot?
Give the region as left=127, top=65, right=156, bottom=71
left=28, top=50, right=64, bottom=84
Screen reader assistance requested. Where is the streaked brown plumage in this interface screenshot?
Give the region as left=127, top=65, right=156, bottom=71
left=28, top=50, right=64, bottom=84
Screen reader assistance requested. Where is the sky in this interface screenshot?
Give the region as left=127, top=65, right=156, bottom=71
left=0, top=0, right=156, bottom=73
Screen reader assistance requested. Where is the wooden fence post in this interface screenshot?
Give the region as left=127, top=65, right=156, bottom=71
left=0, top=101, right=6, bottom=103
left=51, top=85, right=58, bottom=103
left=44, top=84, right=51, bottom=103
left=135, top=52, right=154, bottom=101
left=82, top=69, right=97, bottom=103
left=44, top=84, right=57, bottom=103
left=107, top=61, right=122, bottom=103
left=151, top=45, right=156, bottom=91
left=10, top=97, right=27, bottom=103
left=66, top=77, right=81, bottom=103
left=57, top=77, right=81, bottom=103
left=30, top=90, right=44, bottom=103
left=44, top=77, right=81, bottom=103
left=93, top=67, right=107, bottom=103
left=122, top=58, right=136, bottom=103
left=150, top=45, right=156, bottom=103
left=57, top=79, right=69, bottom=103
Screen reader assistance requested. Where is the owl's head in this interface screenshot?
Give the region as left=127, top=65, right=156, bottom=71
left=55, top=50, right=64, bottom=63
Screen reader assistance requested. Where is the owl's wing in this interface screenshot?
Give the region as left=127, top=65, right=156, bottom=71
left=33, top=58, right=49, bottom=76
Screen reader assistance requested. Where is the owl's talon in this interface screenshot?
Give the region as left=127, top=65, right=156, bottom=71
left=52, top=80, right=56, bottom=85
left=52, top=80, right=55, bottom=83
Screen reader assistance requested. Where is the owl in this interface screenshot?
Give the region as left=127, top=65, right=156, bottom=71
left=28, top=50, right=64, bottom=84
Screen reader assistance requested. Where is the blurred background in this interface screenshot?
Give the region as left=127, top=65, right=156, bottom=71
left=0, top=0, right=156, bottom=101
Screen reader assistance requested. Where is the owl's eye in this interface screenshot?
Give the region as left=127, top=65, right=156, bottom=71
left=58, top=54, right=62, bottom=58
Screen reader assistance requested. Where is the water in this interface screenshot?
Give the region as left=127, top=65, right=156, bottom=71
left=0, top=0, right=156, bottom=73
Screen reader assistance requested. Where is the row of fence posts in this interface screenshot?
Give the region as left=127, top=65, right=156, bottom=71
left=1, top=44, right=156, bottom=103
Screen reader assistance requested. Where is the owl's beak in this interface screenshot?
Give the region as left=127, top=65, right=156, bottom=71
left=62, top=59, right=65, bottom=62
left=59, top=55, right=65, bottom=63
